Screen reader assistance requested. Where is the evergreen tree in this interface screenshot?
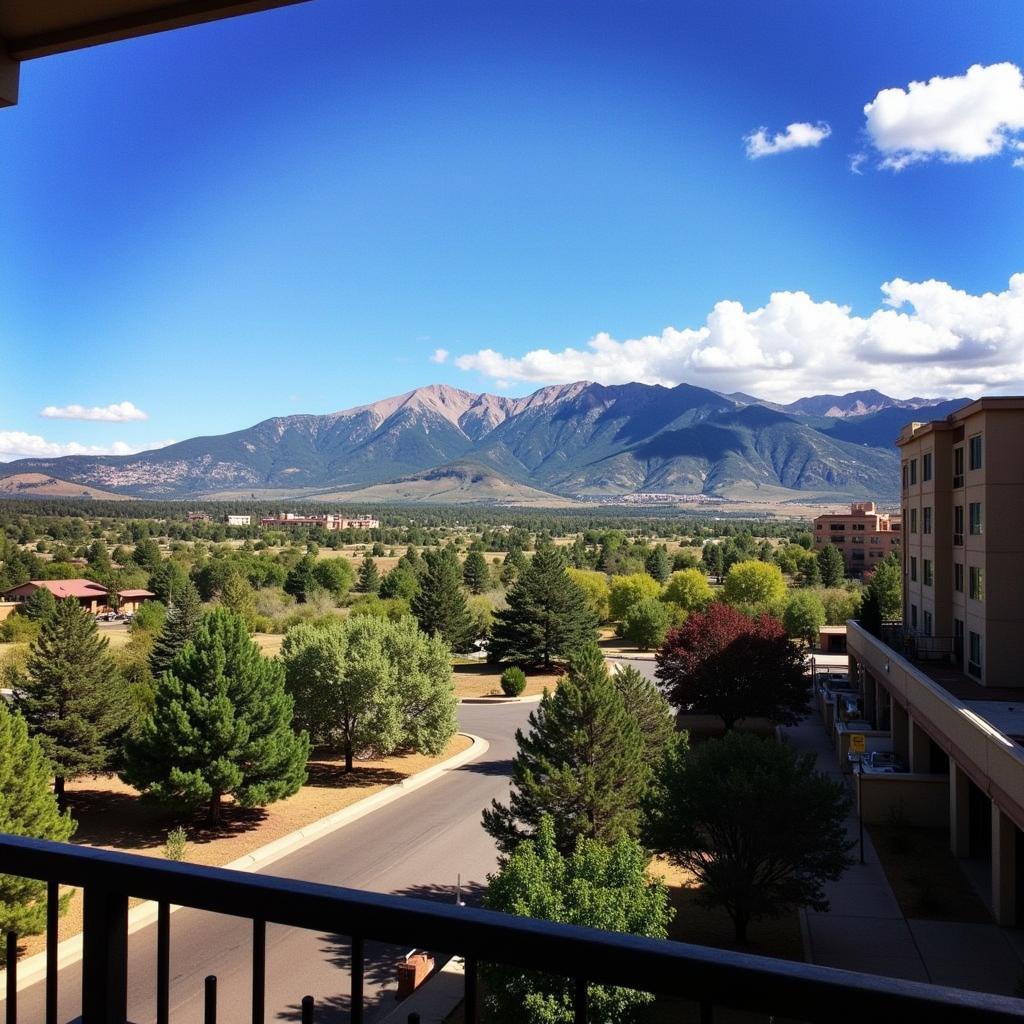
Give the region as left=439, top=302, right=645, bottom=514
left=411, top=548, right=476, bottom=652
left=148, top=559, right=191, bottom=606
left=283, top=555, right=317, bottom=603
left=17, top=599, right=128, bottom=807
left=462, top=550, right=491, bottom=594
left=131, top=538, right=163, bottom=572
left=866, top=552, right=902, bottom=621
left=488, top=544, right=598, bottom=668
left=123, top=608, right=309, bottom=822
left=220, top=572, right=256, bottom=625
left=0, top=702, right=76, bottom=936
left=800, top=553, right=822, bottom=588
left=150, top=580, right=204, bottom=677
left=611, top=664, right=675, bottom=761
left=482, top=644, right=649, bottom=854
left=21, top=587, right=57, bottom=621
left=357, top=555, right=381, bottom=594
left=86, top=540, right=112, bottom=580
left=500, top=545, right=529, bottom=585
left=817, top=543, right=845, bottom=588
left=644, top=546, right=671, bottom=584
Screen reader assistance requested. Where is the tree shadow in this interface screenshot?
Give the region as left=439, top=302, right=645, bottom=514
left=66, top=787, right=268, bottom=850
left=455, top=757, right=513, bottom=777
left=304, top=762, right=408, bottom=790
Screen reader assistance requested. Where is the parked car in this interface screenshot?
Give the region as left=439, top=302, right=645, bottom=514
left=861, top=751, right=907, bottom=774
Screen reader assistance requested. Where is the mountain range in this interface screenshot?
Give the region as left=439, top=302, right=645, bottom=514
left=0, top=382, right=970, bottom=504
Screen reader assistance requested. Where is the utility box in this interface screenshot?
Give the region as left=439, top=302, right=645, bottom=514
left=397, top=953, right=435, bottom=999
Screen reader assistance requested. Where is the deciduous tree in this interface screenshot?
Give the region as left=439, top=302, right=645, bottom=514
left=661, top=568, right=712, bottom=613
left=722, top=560, right=786, bottom=612
left=645, top=732, right=852, bottom=943
left=608, top=573, right=662, bottom=622
left=656, top=603, right=808, bottom=731
left=483, top=816, right=671, bottom=1024
left=621, top=597, right=671, bottom=651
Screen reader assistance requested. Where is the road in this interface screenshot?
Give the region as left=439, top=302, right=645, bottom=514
left=15, top=701, right=531, bottom=1024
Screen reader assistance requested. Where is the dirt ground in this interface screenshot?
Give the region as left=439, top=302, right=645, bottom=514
left=450, top=662, right=560, bottom=699
left=11, top=735, right=473, bottom=962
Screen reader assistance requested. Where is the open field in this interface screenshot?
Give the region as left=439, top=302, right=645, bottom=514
left=12, top=734, right=474, bottom=962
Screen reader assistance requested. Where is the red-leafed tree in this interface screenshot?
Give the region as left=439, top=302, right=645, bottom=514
left=655, top=603, right=809, bottom=731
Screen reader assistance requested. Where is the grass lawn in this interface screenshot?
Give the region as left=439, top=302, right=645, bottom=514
left=868, top=824, right=993, bottom=923
left=253, top=631, right=285, bottom=657
left=451, top=662, right=559, bottom=699
left=11, top=734, right=474, bottom=963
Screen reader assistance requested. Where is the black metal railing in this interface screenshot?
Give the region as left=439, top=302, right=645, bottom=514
left=879, top=625, right=960, bottom=665
left=0, top=835, right=1023, bottom=1023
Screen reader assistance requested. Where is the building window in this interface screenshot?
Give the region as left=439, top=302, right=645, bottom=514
left=902, top=463, right=909, bottom=490
left=968, top=631, right=982, bottom=678
left=969, top=502, right=983, bottom=535
left=910, top=508, right=918, bottom=534
left=969, top=434, right=983, bottom=471
left=870, top=536, right=879, bottom=544
left=852, top=536, right=864, bottom=544
left=852, top=551, right=865, bottom=562
left=922, top=453, right=932, bottom=482
left=815, top=523, right=823, bottom=530
left=923, top=609, right=933, bottom=636
left=911, top=604, right=918, bottom=630
left=829, top=523, right=845, bottom=531
left=954, top=562, right=964, bottom=592
left=953, top=446, right=964, bottom=488
left=923, top=559, right=933, bottom=586
left=969, top=566, right=984, bottom=601
left=909, top=459, right=918, bottom=485
left=922, top=507, right=932, bottom=534
left=853, top=523, right=865, bottom=531
left=953, top=505, right=964, bottom=546
left=910, top=556, right=918, bottom=582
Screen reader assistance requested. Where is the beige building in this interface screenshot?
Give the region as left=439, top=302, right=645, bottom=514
left=847, top=397, right=1024, bottom=925
left=812, top=501, right=901, bottom=575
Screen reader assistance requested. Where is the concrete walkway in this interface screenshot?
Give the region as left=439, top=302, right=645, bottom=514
left=781, top=713, right=1024, bottom=995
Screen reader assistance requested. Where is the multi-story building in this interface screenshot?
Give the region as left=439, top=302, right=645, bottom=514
left=225, top=514, right=251, bottom=526
left=846, top=397, right=1024, bottom=925
left=259, top=513, right=380, bottom=531
left=812, top=501, right=901, bottom=575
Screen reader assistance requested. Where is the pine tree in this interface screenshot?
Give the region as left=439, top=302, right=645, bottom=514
left=800, top=553, right=822, bottom=588
left=488, top=543, right=598, bottom=668
left=357, top=555, right=381, bottom=594
left=0, top=702, right=76, bottom=936
left=17, top=599, right=129, bottom=807
left=220, top=571, right=256, bottom=625
left=462, top=550, right=491, bottom=594
left=149, top=580, right=203, bottom=677
left=123, top=608, right=309, bottom=822
left=612, top=664, right=675, bottom=760
left=21, top=587, right=57, bottom=621
left=411, top=548, right=477, bottom=652
left=817, top=543, right=845, bottom=588
left=482, top=644, right=650, bottom=854
left=645, top=546, right=671, bottom=584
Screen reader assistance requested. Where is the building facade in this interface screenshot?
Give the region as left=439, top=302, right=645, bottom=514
left=846, top=397, right=1024, bottom=925
left=2, top=578, right=109, bottom=614
left=259, top=514, right=380, bottom=531
left=812, top=501, right=901, bottom=575
left=225, top=514, right=251, bottom=526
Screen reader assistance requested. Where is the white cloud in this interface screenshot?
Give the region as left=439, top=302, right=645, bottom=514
left=0, top=434, right=176, bottom=462
left=744, top=121, right=831, bottom=158
left=454, top=273, right=1024, bottom=402
left=40, top=400, right=149, bottom=422
left=430, top=347, right=450, bottom=364
left=864, top=62, right=1024, bottom=170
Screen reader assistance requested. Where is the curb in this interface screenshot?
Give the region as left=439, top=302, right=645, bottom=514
left=1, top=733, right=489, bottom=997
left=459, top=694, right=543, bottom=705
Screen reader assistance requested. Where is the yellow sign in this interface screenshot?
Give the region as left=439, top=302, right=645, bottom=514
left=850, top=733, right=866, bottom=755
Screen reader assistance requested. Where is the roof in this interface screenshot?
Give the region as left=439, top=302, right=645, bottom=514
left=6, top=579, right=108, bottom=599
left=1, top=1, right=310, bottom=107
left=117, top=589, right=155, bottom=598
left=897, top=396, right=1024, bottom=446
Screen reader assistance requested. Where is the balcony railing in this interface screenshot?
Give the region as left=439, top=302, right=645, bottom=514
left=0, top=836, right=1022, bottom=1023
left=880, top=625, right=960, bottom=665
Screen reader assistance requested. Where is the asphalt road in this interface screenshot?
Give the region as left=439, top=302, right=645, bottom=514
left=15, top=701, right=532, bottom=1024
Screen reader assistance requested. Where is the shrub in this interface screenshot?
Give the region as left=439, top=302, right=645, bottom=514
left=164, top=826, right=188, bottom=862
left=501, top=666, right=527, bottom=697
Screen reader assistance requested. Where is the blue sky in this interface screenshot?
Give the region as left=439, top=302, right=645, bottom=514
left=2, top=0, right=1023, bottom=459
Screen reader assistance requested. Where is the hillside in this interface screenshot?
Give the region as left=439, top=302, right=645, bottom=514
left=0, top=472, right=131, bottom=501
left=0, top=382, right=967, bottom=502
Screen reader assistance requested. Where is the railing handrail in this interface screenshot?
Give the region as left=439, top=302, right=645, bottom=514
left=1, top=834, right=1023, bottom=1021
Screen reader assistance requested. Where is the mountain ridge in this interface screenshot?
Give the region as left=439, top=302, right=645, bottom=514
left=0, top=382, right=970, bottom=502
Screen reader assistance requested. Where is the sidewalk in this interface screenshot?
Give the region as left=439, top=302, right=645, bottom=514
left=781, top=714, right=1024, bottom=995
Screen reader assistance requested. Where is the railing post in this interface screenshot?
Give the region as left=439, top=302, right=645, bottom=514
left=81, top=886, right=129, bottom=1024
left=301, top=994, right=314, bottom=1023
left=6, top=932, right=16, bottom=1024
left=46, top=879, right=58, bottom=1024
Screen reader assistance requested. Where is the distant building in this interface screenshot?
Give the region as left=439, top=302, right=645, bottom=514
left=116, top=589, right=156, bottom=615
left=225, top=514, right=251, bottom=526
left=186, top=511, right=211, bottom=522
left=259, top=513, right=379, bottom=531
left=2, top=578, right=109, bottom=614
left=812, top=501, right=901, bottom=575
